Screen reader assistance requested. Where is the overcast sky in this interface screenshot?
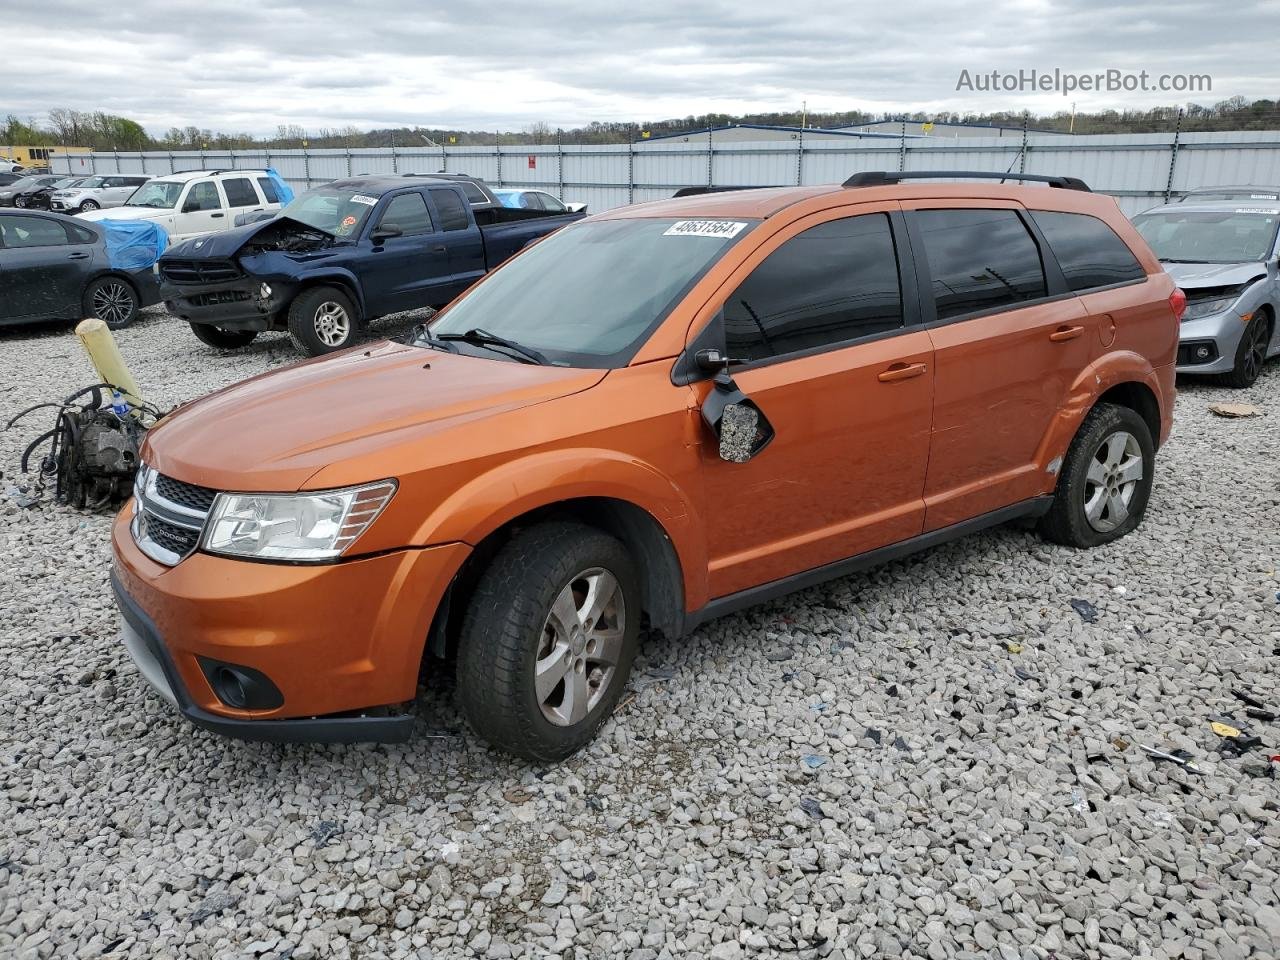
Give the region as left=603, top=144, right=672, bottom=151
left=5, top=0, right=1276, bottom=137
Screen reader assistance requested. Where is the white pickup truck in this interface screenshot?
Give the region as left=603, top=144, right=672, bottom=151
left=81, top=169, right=283, bottom=245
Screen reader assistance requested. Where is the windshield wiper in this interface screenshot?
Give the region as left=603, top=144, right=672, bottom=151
left=405, top=322, right=458, bottom=353
left=435, top=328, right=548, bottom=365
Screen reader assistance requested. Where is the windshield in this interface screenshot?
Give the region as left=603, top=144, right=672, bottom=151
left=126, top=181, right=184, bottom=208
left=1133, top=209, right=1280, bottom=263
left=52, top=177, right=82, bottom=188
left=280, top=187, right=378, bottom=236
left=429, top=217, right=755, bottom=367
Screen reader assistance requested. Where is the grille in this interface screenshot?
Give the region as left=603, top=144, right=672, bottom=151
left=161, top=259, right=241, bottom=284
left=192, top=289, right=250, bottom=307
left=154, top=473, right=218, bottom=512
left=140, top=513, right=201, bottom=557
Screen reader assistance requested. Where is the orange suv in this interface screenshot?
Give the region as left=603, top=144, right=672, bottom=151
left=112, top=171, right=1182, bottom=760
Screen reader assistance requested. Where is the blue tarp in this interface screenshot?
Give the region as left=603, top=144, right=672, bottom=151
left=265, top=167, right=295, bottom=205
left=101, top=219, right=168, bottom=271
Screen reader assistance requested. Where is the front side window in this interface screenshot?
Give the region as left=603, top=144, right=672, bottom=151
left=914, top=209, right=1047, bottom=321
left=1131, top=209, right=1280, bottom=263
left=184, top=181, right=223, bottom=212
left=222, top=177, right=258, bottom=206
left=723, top=214, right=904, bottom=362
left=430, top=188, right=470, bottom=231
left=0, top=216, right=69, bottom=248
left=378, top=192, right=434, bottom=236
left=1030, top=210, right=1145, bottom=291
left=429, top=217, right=754, bottom=366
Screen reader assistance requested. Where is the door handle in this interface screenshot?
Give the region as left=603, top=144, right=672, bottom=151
left=67, top=252, right=89, bottom=260
left=210, top=212, right=224, bottom=218
left=877, top=361, right=928, bottom=383
left=1049, top=325, right=1084, bottom=342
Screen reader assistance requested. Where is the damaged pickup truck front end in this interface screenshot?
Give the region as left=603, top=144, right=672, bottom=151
left=160, top=217, right=343, bottom=333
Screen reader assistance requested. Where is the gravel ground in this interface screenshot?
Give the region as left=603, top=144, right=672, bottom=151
left=2, top=308, right=1278, bottom=960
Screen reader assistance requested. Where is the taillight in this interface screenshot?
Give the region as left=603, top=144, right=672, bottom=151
left=1169, top=288, right=1187, bottom=322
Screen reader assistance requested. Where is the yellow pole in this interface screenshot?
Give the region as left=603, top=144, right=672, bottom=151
left=75, top=318, right=146, bottom=417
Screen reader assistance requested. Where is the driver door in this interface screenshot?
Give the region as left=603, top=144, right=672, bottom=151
left=357, top=191, right=453, bottom=315
left=173, top=180, right=227, bottom=242
left=691, top=207, right=935, bottom=599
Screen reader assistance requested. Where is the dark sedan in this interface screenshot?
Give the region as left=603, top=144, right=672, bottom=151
left=0, top=174, right=62, bottom=207
left=0, top=209, right=161, bottom=329
left=14, top=176, right=87, bottom=210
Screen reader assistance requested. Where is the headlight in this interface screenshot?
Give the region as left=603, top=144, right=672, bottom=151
left=203, top=480, right=396, bottom=562
left=1182, top=296, right=1236, bottom=321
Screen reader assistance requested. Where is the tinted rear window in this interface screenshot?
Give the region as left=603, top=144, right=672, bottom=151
left=1030, top=210, right=1144, bottom=291
left=430, top=188, right=470, bottom=230
left=914, top=209, right=1047, bottom=320
left=256, top=176, right=280, bottom=203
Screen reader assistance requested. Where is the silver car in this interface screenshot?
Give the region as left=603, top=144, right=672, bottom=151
left=50, top=174, right=151, bottom=213
left=1132, top=199, right=1280, bottom=387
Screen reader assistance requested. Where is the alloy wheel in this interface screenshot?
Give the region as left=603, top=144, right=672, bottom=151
left=313, top=302, right=351, bottom=347
left=92, top=281, right=134, bottom=326
left=1083, top=430, right=1144, bottom=533
left=1242, top=320, right=1268, bottom=383
left=534, top=567, right=626, bottom=726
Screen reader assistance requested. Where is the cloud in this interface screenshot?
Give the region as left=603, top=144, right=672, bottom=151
left=2, top=0, right=1272, bottom=138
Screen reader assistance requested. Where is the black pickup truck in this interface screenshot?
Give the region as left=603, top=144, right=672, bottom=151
left=158, top=175, right=585, bottom=355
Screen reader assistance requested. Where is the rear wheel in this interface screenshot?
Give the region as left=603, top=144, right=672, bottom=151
left=287, top=286, right=359, bottom=356
left=1038, top=403, right=1155, bottom=549
left=1219, top=313, right=1271, bottom=388
left=78, top=199, right=99, bottom=212
left=83, top=276, right=139, bottom=329
left=456, top=523, right=641, bottom=761
left=189, top=323, right=258, bottom=349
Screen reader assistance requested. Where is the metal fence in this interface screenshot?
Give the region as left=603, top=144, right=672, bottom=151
left=50, top=129, right=1280, bottom=217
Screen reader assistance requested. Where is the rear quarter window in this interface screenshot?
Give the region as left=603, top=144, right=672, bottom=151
left=1030, top=210, right=1145, bottom=291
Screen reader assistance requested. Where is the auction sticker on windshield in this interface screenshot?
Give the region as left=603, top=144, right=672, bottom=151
left=663, top=220, right=748, bottom=238
left=350, top=194, right=378, bottom=206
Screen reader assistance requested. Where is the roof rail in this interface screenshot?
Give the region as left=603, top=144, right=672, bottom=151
left=672, top=185, right=782, bottom=198
left=843, top=170, right=1091, bottom=192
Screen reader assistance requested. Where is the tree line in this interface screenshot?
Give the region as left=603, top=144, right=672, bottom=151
left=4, top=97, right=1277, bottom=152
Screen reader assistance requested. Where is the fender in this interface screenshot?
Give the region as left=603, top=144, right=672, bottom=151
left=411, top=448, right=711, bottom=610
left=290, top=267, right=366, bottom=317
left=1033, top=350, right=1164, bottom=482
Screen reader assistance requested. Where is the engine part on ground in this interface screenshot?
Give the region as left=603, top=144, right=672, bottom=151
left=76, top=318, right=146, bottom=417
left=6, top=384, right=164, bottom=511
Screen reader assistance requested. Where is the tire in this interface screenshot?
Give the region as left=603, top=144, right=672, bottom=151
left=287, top=286, right=360, bottom=356
left=456, top=522, right=642, bottom=762
left=1038, top=403, right=1155, bottom=549
left=79, top=199, right=99, bottom=212
left=188, top=322, right=258, bottom=349
left=83, top=276, right=139, bottom=329
left=1218, top=313, right=1271, bottom=389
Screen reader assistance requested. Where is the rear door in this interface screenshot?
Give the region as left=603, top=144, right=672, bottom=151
left=173, top=179, right=228, bottom=241
left=427, top=186, right=485, bottom=297
left=357, top=190, right=454, bottom=314
left=904, top=201, right=1092, bottom=531
left=693, top=206, right=935, bottom=598
left=220, top=175, right=267, bottom=223
left=0, top=214, right=94, bottom=319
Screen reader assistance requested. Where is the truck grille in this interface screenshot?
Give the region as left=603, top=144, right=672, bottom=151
left=131, top=465, right=218, bottom=566
left=160, top=259, right=241, bottom=284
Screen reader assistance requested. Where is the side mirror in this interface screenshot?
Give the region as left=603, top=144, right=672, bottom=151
left=371, top=223, right=403, bottom=242
left=700, top=370, right=774, bottom=463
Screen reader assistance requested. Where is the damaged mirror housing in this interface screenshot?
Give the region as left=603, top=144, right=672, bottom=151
left=700, top=371, right=774, bottom=463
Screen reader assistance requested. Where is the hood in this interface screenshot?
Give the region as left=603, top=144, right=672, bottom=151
left=80, top=206, right=167, bottom=224
left=163, top=217, right=285, bottom=259
left=1162, top=260, right=1268, bottom=289
left=142, top=340, right=607, bottom=491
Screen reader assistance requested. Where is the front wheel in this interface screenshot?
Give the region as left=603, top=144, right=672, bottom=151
left=1038, top=403, right=1155, bottom=549
left=1219, top=314, right=1271, bottom=389
left=79, top=199, right=100, bottom=212
left=84, top=276, right=139, bottom=329
left=189, top=323, right=258, bottom=349
left=287, top=286, right=360, bottom=356
left=456, top=523, right=641, bottom=762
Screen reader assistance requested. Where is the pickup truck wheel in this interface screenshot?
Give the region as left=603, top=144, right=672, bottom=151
left=288, top=286, right=359, bottom=356
left=456, top=522, right=641, bottom=762
left=84, top=276, right=139, bottom=329
left=1038, top=403, right=1154, bottom=549
left=188, top=323, right=258, bottom=349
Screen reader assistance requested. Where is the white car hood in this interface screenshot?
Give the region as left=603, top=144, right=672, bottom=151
left=79, top=206, right=171, bottom=223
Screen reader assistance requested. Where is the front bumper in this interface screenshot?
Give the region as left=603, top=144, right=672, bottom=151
left=1175, top=309, right=1251, bottom=375
left=111, top=507, right=471, bottom=743
left=161, top=277, right=295, bottom=331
